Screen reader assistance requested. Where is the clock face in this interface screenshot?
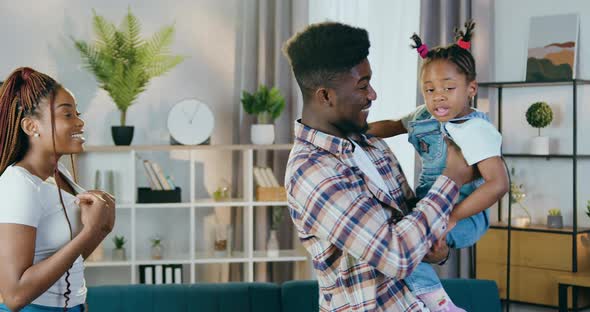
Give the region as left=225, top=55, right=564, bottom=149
left=167, top=99, right=214, bottom=145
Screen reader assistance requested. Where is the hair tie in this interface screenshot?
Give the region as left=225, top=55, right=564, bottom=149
left=457, top=39, right=471, bottom=50
left=417, top=44, right=429, bottom=59
left=21, top=68, right=33, bottom=81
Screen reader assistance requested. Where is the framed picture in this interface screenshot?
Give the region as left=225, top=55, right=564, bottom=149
left=525, top=13, right=579, bottom=82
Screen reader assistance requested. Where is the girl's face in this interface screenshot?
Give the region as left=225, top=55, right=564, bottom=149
left=32, top=88, right=86, bottom=155
left=420, top=60, right=477, bottom=122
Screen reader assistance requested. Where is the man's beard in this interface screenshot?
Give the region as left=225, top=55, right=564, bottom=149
left=336, top=119, right=369, bottom=136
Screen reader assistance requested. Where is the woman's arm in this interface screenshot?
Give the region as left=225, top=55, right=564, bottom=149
left=449, top=156, right=509, bottom=226
left=0, top=191, right=114, bottom=311
left=0, top=225, right=100, bottom=311
left=367, top=120, right=407, bottom=138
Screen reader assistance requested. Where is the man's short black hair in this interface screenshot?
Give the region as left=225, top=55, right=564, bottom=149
left=283, top=22, right=370, bottom=101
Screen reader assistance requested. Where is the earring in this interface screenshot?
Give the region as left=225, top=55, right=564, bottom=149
left=33, top=132, right=40, bottom=138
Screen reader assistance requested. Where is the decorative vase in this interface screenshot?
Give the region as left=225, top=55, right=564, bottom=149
left=251, top=124, right=275, bottom=145
left=530, top=136, right=549, bottom=155
left=547, top=215, right=563, bottom=229
left=151, top=244, right=163, bottom=260
left=511, top=216, right=531, bottom=228
left=266, top=230, right=279, bottom=257
left=112, top=247, right=127, bottom=261
left=111, top=126, right=134, bottom=146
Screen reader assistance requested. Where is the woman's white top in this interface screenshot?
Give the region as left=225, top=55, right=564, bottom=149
left=0, top=163, right=86, bottom=307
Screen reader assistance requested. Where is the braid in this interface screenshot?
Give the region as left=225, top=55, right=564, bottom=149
left=410, top=20, right=477, bottom=82
left=0, top=67, right=74, bottom=311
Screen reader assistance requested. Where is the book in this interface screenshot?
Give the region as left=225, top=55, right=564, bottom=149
left=263, top=167, right=280, bottom=187
left=155, top=265, right=163, bottom=284
left=174, top=267, right=182, bottom=284
left=142, top=160, right=162, bottom=190
left=150, top=161, right=172, bottom=190
left=144, top=266, right=153, bottom=284
left=165, top=267, right=173, bottom=284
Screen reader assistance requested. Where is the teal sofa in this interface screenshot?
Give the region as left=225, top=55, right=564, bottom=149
left=87, top=279, right=500, bottom=311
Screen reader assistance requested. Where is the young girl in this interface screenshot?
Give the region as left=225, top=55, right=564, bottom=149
left=368, top=21, right=509, bottom=312
left=0, top=67, right=115, bottom=312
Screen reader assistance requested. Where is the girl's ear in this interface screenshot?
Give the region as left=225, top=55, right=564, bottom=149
left=20, top=117, right=39, bottom=137
left=468, top=80, right=478, bottom=98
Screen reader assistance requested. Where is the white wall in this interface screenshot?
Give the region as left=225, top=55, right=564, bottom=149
left=308, top=0, right=420, bottom=186
left=493, top=0, right=590, bottom=231
left=0, top=0, right=238, bottom=146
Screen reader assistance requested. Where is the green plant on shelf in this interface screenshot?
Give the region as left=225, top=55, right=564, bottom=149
left=151, top=235, right=162, bottom=247
left=586, top=200, right=590, bottom=219
left=271, top=206, right=285, bottom=231
left=510, top=168, right=531, bottom=219
left=548, top=208, right=561, bottom=216
left=113, top=235, right=126, bottom=249
left=525, top=101, right=553, bottom=137
left=241, top=85, right=286, bottom=124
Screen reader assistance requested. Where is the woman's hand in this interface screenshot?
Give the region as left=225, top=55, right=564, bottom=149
left=76, top=191, right=115, bottom=235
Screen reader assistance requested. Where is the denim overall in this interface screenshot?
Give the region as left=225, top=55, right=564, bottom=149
left=403, top=108, right=490, bottom=295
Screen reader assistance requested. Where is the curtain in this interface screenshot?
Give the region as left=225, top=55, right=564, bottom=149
left=232, top=0, right=308, bottom=283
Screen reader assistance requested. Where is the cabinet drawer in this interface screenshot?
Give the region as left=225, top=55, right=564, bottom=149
left=477, top=229, right=572, bottom=271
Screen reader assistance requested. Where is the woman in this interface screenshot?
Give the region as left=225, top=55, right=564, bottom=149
left=0, top=67, right=115, bottom=311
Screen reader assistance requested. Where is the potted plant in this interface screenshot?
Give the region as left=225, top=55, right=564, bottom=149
left=267, top=206, right=284, bottom=257
left=586, top=200, right=590, bottom=219
left=112, top=235, right=127, bottom=261
left=150, top=235, right=163, bottom=260
left=73, top=8, right=185, bottom=145
left=241, top=85, right=286, bottom=144
left=547, top=208, right=563, bottom=229
left=525, top=101, right=553, bottom=155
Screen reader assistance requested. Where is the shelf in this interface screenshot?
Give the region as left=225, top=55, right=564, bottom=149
left=252, top=250, right=308, bottom=262
left=193, top=198, right=248, bottom=207
left=479, top=79, right=590, bottom=88
left=83, top=144, right=293, bottom=153
left=135, top=202, right=192, bottom=209
left=135, top=256, right=193, bottom=265
left=84, top=260, right=132, bottom=267
left=503, top=154, right=575, bottom=159
left=194, top=251, right=249, bottom=264
left=490, top=222, right=590, bottom=234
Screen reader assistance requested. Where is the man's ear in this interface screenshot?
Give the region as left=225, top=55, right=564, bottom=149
left=314, top=87, right=337, bottom=109
left=20, top=117, right=38, bottom=137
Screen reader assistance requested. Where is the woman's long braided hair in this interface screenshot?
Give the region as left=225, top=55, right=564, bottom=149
left=0, top=67, right=74, bottom=311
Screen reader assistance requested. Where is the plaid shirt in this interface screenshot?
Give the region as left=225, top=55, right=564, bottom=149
left=285, top=121, right=459, bottom=312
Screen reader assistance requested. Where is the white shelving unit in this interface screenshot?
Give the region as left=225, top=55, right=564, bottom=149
left=76, top=144, right=308, bottom=285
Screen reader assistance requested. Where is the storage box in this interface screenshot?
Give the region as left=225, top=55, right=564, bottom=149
left=137, top=187, right=181, bottom=203
left=255, top=186, right=286, bottom=202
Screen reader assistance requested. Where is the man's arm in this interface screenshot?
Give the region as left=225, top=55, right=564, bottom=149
left=367, top=120, right=407, bottom=138
left=287, top=159, right=459, bottom=280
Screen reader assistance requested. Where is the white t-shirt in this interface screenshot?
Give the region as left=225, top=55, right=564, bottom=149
left=350, top=139, right=390, bottom=194
left=444, top=118, right=502, bottom=165
left=0, top=163, right=87, bottom=307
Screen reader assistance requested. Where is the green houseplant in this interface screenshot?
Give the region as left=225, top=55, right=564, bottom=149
left=241, top=85, right=286, bottom=144
left=112, top=235, right=127, bottom=261
left=150, top=235, right=163, bottom=260
left=73, top=8, right=185, bottom=145
left=547, top=208, right=563, bottom=229
left=525, top=101, right=553, bottom=154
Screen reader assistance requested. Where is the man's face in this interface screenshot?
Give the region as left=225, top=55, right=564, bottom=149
left=328, top=59, right=377, bottom=136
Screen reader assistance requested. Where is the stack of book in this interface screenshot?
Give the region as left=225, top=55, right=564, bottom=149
left=142, top=160, right=176, bottom=191
left=139, top=264, right=183, bottom=284
left=253, top=167, right=286, bottom=202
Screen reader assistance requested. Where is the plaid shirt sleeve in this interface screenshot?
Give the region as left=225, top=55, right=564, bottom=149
left=287, top=157, right=459, bottom=279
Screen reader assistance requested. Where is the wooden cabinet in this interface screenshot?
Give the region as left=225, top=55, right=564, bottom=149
left=476, top=227, right=590, bottom=307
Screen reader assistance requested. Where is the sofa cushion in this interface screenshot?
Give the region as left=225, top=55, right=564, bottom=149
left=87, top=283, right=281, bottom=312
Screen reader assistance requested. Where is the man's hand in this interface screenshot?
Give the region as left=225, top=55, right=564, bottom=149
left=423, top=236, right=450, bottom=264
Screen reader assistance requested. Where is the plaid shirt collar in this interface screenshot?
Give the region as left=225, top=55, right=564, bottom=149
left=293, top=119, right=375, bottom=157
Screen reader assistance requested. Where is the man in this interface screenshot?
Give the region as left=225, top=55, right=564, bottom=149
left=283, top=22, right=475, bottom=311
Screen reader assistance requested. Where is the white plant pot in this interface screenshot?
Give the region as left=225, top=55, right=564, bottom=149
left=530, top=136, right=550, bottom=155
left=266, top=230, right=280, bottom=257
left=251, top=124, right=275, bottom=145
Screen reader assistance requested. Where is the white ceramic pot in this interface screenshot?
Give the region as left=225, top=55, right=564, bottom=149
left=530, top=136, right=550, bottom=155
left=251, top=124, right=275, bottom=145
left=266, top=230, right=280, bottom=257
